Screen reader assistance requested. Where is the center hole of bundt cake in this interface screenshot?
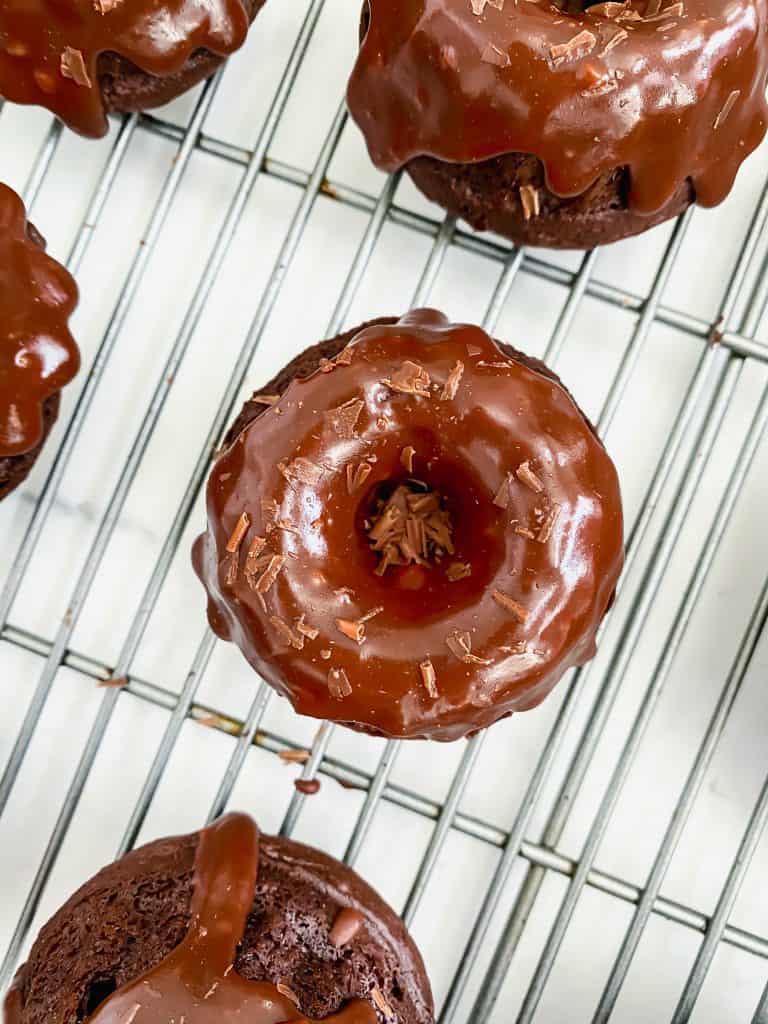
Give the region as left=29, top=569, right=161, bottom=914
left=366, top=479, right=454, bottom=580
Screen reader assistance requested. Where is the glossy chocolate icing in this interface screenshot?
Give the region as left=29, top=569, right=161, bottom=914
left=0, top=0, right=248, bottom=136
left=0, top=184, right=79, bottom=460
left=193, top=310, right=624, bottom=741
left=32, top=814, right=376, bottom=1024
left=347, top=0, right=768, bottom=215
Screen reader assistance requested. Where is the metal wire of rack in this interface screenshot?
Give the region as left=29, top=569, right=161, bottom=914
left=1, top=0, right=768, bottom=1020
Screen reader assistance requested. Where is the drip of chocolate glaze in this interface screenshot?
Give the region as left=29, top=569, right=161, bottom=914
left=347, top=0, right=768, bottom=215
left=0, top=184, right=79, bottom=459
left=1, top=815, right=378, bottom=1024
left=0, top=0, right=249, bottom=136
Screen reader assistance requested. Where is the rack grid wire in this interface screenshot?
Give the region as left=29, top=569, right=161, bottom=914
left=1, top=1, right=768, bottom=1021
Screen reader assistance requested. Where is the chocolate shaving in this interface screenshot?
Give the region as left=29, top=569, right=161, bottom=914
left=223, top=552, right=239, bottom=588
left=599, top=26, right=629, bottom=55
left=94, top=0, right=123, bottom=12
left=549, top=29, right=596, bottom=66
left=493, top=476, right=511, bottom=509
left=252, top=394, right=280, bottom=406
left=481, top=43, right=510, bottom=68
left=516, top=460, right=544, bottom=493
left=492, top=589, right=529, bottom=623
left=519, top=185, right=540, bottom=221
left=445, top=630, right=492, bottom=665
left=370, top=987, right=395, bottom=1020
left=279, top=457, right=325, bottom=486
left=320, top=649, right=332, bottom=660
left=514, top=525, right=536, bottom=540
left=714, top=89, right=740, bottom=130
left=470, top=0, right=504, bottom=12
left=276, top=981, right=300, bottom=1006
left=225, top=512, right=250, bottom=554
left=244, top=536, right=268, bottom=586
left=295, top=614, right=319, bottom=640
left=261, top=498, right=280, bottom=531
left=324, top=397, right=365, bottom=439
left=368, top=484, right=454, bottom=575
left=446, top=561, right=472, bottom=581
left=270, top=615, right=305, bottom=650
left=359, top=605, right=384, bottom=623
left=336, top=618, right=366, bottom=644
left=588, top=1, right=629, bottom=16
left=255, top=554, right=285, bottom=594
left=441, top=360, right=465, bottom=400
left=319, top=347, right=354, bottom=374
left=275, top=518, right=299, bottom=535
left=536, top=502, right=561, bottom=543
left=60, top=47, right=92, bottom=87
left=401, top=446, right=416, bottom=472
left=384, top=360, right=431, bottom=397
left=419, top=659, right=438, bottom=698
left=328, top=667, right=352, bottom=699
left=346, top=461, right=372, bottom=495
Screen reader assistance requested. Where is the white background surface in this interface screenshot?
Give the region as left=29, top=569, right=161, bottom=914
left=1, top=0, right=768, bottom=1020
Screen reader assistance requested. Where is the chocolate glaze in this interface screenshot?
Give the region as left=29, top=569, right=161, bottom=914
left=0, top=184, right=79, bottom=460
left=347, top=0, right=768, bottom=216
left=193, top=310, right=624, bottom=741
left=60, top=814, right=377, bottom=1024
left=0, top=0, right=249, bottom=136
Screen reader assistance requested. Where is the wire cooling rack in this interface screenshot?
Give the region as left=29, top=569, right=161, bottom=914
left=1, top=1, right=768, bottom=1020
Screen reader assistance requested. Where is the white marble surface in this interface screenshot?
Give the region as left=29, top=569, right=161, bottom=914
left=1, top=0, right=768, bottom=1019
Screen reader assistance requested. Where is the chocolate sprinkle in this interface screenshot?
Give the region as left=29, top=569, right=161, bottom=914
left=446, top=561, right=472, bottom=581
left=516, top=460, right=544, bottom=493
left=384, top=360, right=431, bottom=397
left=492, top=588, right=529, bottom=622
left=225, top=511, right=250, bottom=553
left=346, top=461, right=372, bottom=495
left=368, top=484, right=454, bottom=575
left=279, top=457, right=325, bottom=486
left=445, top=630, right=491, bottom=665
left=371, top=986, right=395, bottom=1020
left=327, top=667, right=352, bottom=699
left=255, top=554, right=285, bottom=594
left=336, top=618, right=366, bottom=645
left=440, top=360, right=464, bottom=400
left=419, top=659, right=438, bottom=698
left=325, top=397, right=365, bottom=439
left=60, top=46, right=92, bottom=87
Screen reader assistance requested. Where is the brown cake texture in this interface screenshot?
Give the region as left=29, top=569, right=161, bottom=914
left=406, top=153, right=694, bottom=251
left=13, top=826, right=433, bottom=1024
